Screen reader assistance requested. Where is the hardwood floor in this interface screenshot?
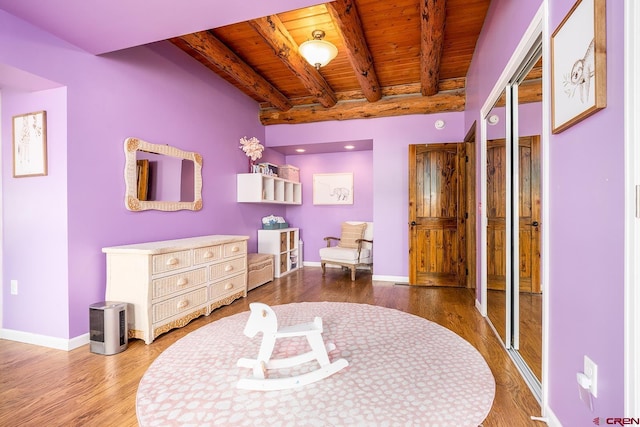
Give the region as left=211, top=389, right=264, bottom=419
left=0, top=267, right=543, bottom=426
left=486, top=289, right=543, bottom=381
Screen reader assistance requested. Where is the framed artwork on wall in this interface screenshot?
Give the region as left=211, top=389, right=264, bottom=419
left=313, top=173, right=353, bottom=205
left=551, top=0, right=606, bottom=134
left=12, top=110, right=48, bottom=177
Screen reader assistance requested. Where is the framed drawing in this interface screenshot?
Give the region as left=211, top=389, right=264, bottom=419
left=313, top=173, right=353, bottom=205
left=12, top=110, right=48, bottom=177
left=551, top=0, right=606, bottom=134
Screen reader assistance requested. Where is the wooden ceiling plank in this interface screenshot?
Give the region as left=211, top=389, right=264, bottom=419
left=327, top=0, right=381, bottom=102
left=248, top=15, right=338, bottom=108
left=420, top=0, right=447, bottom=96
left=173, top=32, right=292, bottom=111
left=260, top=89, right=465, bottom=125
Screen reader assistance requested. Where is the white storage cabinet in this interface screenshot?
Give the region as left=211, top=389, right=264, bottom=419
left=258, top=228, right=300, bottom=278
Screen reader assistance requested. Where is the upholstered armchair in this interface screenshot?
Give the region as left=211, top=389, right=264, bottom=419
left=320, top=221, right=373, bottom=281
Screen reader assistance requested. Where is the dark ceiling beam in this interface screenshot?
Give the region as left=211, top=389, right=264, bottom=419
left=248, top=15, right=338, bottom=108
left=260, top=89, right=465, bottom=125
left=326, top=0, right=381, bottom=102
left=420, top=0, right=446, bottom=96
left=172, top=32, right=292, bottom=112
left=258, top=78, right=466, bottom=109
left=494, top=79, right=543, bottom=107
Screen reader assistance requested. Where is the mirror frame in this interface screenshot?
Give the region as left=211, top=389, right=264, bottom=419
left=124, top=137, right=203, bottom=211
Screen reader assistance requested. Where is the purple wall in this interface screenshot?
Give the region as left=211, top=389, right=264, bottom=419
left=2, top=87, right=69, bottom=337
left=465, top=0, right=626, bottom=423
left=267, top=112, right=466, bottom=278
left=281, top=151, right=373, bottom=264
left=0, top=10, right=271, bottom=339
left=547, top=0, right=625, bottom=422
left=464, top=0, right=543, bottom=131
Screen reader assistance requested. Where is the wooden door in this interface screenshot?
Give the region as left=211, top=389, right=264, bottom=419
left=464, top=123, right=477, bottom=289
left=486, top=138, right=507, bottom=291
left=486, top=136, right=541, bottom=292
left=409, top=143, right=466, bottom=286
left=517, top=135, right=541, bottom=293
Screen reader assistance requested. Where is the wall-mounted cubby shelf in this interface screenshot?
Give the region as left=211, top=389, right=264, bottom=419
left=236, top=173, right=302, bottom=205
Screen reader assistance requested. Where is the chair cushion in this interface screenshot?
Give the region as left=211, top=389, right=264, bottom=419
left=320, top=246, right=371, bottom=263
left=338, top=222, right=367, bottom=249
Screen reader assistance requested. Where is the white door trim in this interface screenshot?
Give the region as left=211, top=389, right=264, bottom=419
left=624, top=0, right=640, bottom=416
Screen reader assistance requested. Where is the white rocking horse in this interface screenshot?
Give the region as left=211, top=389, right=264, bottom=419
left=236, top=303, right=348, bottom=391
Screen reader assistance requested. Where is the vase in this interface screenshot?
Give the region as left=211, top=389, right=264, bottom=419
left=248, top=158, right=255, bottom=173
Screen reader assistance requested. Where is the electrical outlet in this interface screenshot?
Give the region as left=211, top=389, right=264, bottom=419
left=584, top=355, right=598, bottom=397
left=10, top=280, right=18, bottom=295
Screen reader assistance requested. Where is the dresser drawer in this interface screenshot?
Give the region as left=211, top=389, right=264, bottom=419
left=223, top=241, right=247, bottom=258
left=152, top=287, right=207, bottom=323
left=151, top=267, right=206, bottom=299
left=209, top=272, right=247, bottom=300
left=152, top=250, right=191, bottom=274
left=210, top=257, right=246, bottom=280
left=194, top=245, right=223, bottom=265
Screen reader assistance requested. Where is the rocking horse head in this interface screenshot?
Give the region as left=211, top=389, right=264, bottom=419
left=243, top=302, right=278, bottom=338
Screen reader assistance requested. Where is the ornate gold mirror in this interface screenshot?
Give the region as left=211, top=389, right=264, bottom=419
left=124, top=137, right=202, bottom=211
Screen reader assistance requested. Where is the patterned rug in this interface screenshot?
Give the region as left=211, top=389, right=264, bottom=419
left=137, top=302, right=495, bottom=426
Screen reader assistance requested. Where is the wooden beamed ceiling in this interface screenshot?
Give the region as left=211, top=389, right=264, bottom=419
left=169, top=0, right=540, bottom=125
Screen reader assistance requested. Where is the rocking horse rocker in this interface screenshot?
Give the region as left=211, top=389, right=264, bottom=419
left=236, top=303, right=348, bottom=391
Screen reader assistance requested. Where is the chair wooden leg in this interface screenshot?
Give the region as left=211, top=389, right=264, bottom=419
left=321, top=262, right=326, bottom=276
left=350, top=266, right=356, bottom=281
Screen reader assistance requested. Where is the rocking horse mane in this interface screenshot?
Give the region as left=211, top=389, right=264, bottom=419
left=243, top=302, right=278, bottom=338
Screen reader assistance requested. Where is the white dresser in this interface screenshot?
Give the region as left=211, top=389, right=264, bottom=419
left=103, top=235, right=248, bottom=344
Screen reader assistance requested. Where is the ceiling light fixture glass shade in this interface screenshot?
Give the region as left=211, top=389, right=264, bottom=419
left=299, top=30, right=338, bottom=70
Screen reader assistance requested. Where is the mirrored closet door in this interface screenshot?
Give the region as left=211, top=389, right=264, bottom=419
left=484, top=37, right=543, bottom=400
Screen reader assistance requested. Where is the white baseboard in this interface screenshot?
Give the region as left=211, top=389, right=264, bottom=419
left=543, top=405, right=562, bottom=427
left=476, top=299, right=487, bottom=317
left=0, top=328, right=89, bottom=351
left=301, top=262, right=408, bottom=283
left=373, top=275, right=408, bottom=283
left=303, top=261, right=322, bottom=267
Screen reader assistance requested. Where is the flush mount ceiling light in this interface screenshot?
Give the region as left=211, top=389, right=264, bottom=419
left=434, top=119, right=446, bottom=130
left=295, top=148, right=306, bottom=153
left=344, top=145, right=355, bottom=150
left=299, top=30, right=338, bottom=70
left=488, top=114, right=500, bottom=125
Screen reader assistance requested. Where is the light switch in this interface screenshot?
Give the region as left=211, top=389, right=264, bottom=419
left=10, top=280, right=18, bottom=295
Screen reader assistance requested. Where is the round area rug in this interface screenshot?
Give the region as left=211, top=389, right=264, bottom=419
left=137, top=302, right=495, bottom=427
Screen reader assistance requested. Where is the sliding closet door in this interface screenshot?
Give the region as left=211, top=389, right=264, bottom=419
left=483, top=34, right=543, bottom=400
left=513, top=60, right=543, bottom=383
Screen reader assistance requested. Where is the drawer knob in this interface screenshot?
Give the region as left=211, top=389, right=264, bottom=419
left=166, top=257, right=179, bottom=266
left=224, top=283, right=234, bottom=290
left=231, top=246, right=239, bottom=252
left=177, top=299, right=189, bottom=309
left=176, top=278, right=188, bottom=287
left=203, top=251, right=214, bottom=259
left=224, top=265, right=234, bottom=272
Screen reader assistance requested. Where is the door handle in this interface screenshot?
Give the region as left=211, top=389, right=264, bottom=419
left=531, top=221, right=539, bottom=227
left=411, top=221, right=417, bottom=226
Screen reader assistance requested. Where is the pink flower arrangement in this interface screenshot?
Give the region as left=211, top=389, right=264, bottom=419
left=239, top=136, right=264, bottom=161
